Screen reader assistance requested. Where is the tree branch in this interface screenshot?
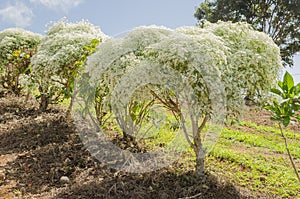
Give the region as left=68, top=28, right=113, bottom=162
left=198, top=115, right=209, bottom=134
left=180, top=113, right=193, bottom=147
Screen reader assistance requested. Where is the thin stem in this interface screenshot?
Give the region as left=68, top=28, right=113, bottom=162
left=179, top=113, right=193, bottom=147
left=279, top=123, right=300, bottom=184
left=197, top=115, right=209, bottom=134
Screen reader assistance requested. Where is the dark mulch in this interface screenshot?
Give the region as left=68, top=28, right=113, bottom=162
left=0, top=91, right=257, bottom=199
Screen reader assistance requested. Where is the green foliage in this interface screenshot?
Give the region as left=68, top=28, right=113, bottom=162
left=194, top=0, right=300, bottom=66
left=221, top=128, right=300, bottom=158
left=265, top=72, right=300, bottom=127
left=157, top=119, right=299, bottom=196
left=239, top=121, right=300, bottom=140
left=264, top=71, right=300, bottom=183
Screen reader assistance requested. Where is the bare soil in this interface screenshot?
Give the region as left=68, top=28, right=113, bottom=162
left=0, top=90, right=266, bottom=198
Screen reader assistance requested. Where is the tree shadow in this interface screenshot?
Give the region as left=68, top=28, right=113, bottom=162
left=0, top=111, right=72, bottom=154
left=5, top=130, right=91, bottom=194
left=1, top=92, right=253, bottom=198
left=4, top=125, right=253, bottom=198
left=1, top=94, right=86, bottom=194
left=55, top=168, right=252, bottom=199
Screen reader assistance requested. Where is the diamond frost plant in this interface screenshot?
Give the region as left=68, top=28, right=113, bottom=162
left=83, top=22, right=282, bottom=176
left=31, top=18, right=108, bottom=111
left=0, top=28, right=42, bottom=95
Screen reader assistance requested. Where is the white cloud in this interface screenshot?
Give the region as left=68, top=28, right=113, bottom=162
left=0, top=1, right=33, bottom=27
left=29, top=0, right=83, bottom=12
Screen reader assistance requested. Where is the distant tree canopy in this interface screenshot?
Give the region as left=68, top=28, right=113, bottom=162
left=194, top=0, right=300, bottom=66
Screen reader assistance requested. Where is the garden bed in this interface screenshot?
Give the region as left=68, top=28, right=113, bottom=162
left=0, top=91, right=298, bottom=198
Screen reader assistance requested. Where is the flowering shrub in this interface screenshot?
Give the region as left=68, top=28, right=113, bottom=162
left=82, top=22, right=282, bottom=175
left=31, top=18, right=108, bottom=111
left=0, top=28, right=42, bottom=94
left=201, top=21, right=282, bottom=115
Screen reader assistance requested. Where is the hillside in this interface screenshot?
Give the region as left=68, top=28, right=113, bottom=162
left=0, top=91, right=299, bottom=199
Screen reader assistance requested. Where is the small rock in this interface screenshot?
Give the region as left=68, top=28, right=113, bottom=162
left=98, top=177, right=104, bottom=182
left=202, top=184, right=209, bottom=190
left=64, top=158, right=71, bottom=164
left=60, top=176, right=70, bottom=184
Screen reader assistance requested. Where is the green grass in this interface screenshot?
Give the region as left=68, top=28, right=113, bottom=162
left=239, top=121, right=300, bottom=140
left=220, top=128, right=300, bottom=158
left=72, top=104, right=300, bottom=198
left=206, top=122, right=300, bottom=198
left=207, top=144, right=299, bottom=195
left=148, top=120, right=300, bottom=198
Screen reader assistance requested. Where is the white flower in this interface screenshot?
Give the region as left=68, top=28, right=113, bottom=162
left=0, top=28, right=42, bottom=89
left=87, top=22, right=282, bottom=118
left=31, top=18, right=108, bottom=104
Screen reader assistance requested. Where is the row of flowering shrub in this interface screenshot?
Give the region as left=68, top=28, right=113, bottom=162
left=0, top=19, right=284, bottom=176
left=0, top=18, right=108, bottom=111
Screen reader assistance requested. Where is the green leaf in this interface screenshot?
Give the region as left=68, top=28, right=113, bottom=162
left=295, top=83, right=300, bottom=94
left=289, top=87, right=296, bottom=97
left=24, top=54, right=30, bottom=59
left=278, top=81, right=283, bottom=89
left=282, top=116, right=290, bottom=127
left=35, top=94, right=42, bottom=99
left=270, top=116, right=276, bottom=121
left=270, top=88, right=282, bottom=96
left=291, top=103, right=300, bottom=111
left=264, top=105, right=272, bottom=111
left=283, top=71, right=294, bottom=91
left=12, top=50, right=21, bottom=57
left=297, top=114, right=300, bottom=122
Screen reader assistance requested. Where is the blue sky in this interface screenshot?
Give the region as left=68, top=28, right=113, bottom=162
left=0, top=0, right=299, bottom=82
left=0, top=0, right=200, bottom=35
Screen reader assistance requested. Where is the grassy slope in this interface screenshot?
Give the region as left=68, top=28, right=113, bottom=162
left=2, top=93, right=299, bottom=198
left=204, top=121, right=300, bottom=198
left=141, top=108, right=300, bottom=198
left=65, top=96, right=300, bottom=198
left=144, top=109, right=300, bottom=198
left=76, top=99, right=300, bottom=198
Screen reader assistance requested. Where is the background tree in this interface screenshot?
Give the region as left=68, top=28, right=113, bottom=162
left=194, top=0, right=300, bottom=66
left=83, top=22, right=282, bottom=176
left=0, top=28, right=42, bottom=95
left=31, top=18, right=108, bottom=111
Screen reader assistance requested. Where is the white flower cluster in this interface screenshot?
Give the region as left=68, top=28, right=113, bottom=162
left=0, top=28, right=42, bottom=73
left=202, top=21, right=282, bottom=114
left=87, top=26, right=173, bottom=84
left=87, top=22, right=282, bottom=118
left=30, top=18, right=108, bottom=102
left=32, top=18, right=107, bottom=77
